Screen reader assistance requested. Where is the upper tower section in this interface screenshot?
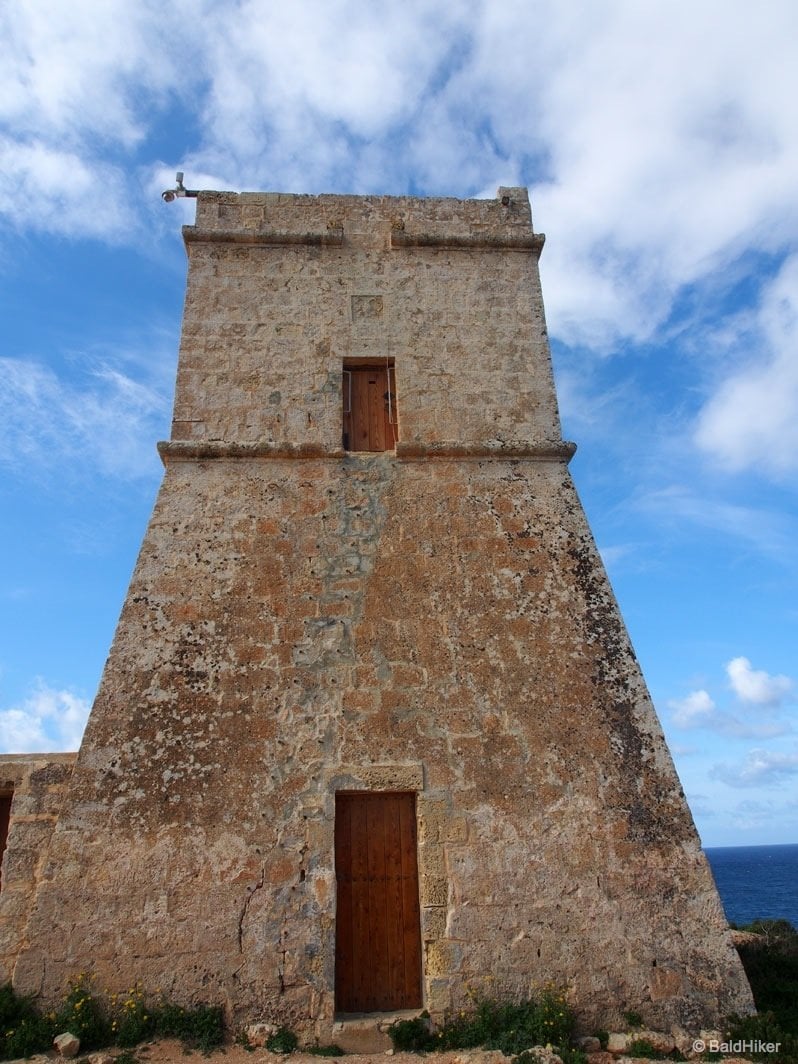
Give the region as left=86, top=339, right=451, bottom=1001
left=167, top=187, right=570, bottom=458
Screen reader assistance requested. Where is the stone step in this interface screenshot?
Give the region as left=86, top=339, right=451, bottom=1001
left=332, top=1011, right=419, bottom=1055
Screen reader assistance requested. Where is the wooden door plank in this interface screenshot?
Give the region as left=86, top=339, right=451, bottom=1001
left=366, top=795, right=391, bottom=1009
left=334, top=795, right=355, bottom=1011
left=383, top=793, right=407, bottom=1006
left=353, top=371, right=371, bottom=450
left=350, top=795, right=373, bottom=1010
left=368, top=370, right=386, bottom=452
left=398, top=795, right=423, bottom=1005
left=384, top=367, right=397, bottom=449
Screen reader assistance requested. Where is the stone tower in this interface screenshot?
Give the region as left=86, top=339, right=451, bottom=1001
left=11, top=188, right=752, bottom=1035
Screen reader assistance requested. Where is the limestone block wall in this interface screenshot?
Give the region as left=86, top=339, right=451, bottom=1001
left=0, top=754, right=76, bottom=982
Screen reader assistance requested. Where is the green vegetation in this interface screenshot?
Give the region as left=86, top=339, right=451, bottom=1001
left=626, top=1037, right=659, bottom=1058
left=0, top=976, right=224, bottom=1061
left=729, top=918, right=798, bottom=1064
left=388, top=1011, right=434, bottom=1052
left=304, top=1043, right=345, bottom=1056
left=594, top=1029, right=609, bottom=1050
left=388, top=990, right=577, bottom=1058
left=265, top=1026, right=299, bottom=1054
left=623, top=1010, right=644, bottom=1029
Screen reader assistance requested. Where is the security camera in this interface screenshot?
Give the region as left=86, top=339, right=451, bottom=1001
left=161, top=172, right=198, bottom=202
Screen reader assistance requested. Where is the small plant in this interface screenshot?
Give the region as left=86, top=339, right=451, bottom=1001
left=624, top=1010, right=644, bottom=1029
left=388, top=1012, right=435, bottom=1052
left=626, top=1037, right=659, bottom=1058
left=305, top=1044, right=345, bottom=1056
left=266, top=1026, right=299, bottom=1054
left=112, top=983, right=155, bottom=1047
left=556, top=1050, right=587, bottom=1064
left=55, top=973, right=112, bottom=1051
left=155, top=1002, right=225, bottom=1052
left=595, top=1029, right=609, bottom=1050
left=0, top=983, right=56, bottom=1060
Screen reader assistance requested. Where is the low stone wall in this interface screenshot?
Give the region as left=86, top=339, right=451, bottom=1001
left=0, top=753, right=76, bottom=982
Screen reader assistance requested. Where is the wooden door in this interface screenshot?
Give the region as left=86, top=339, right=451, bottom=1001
left=342, top=366, right=397, bottom=452
left=335, top=792, right=422, bottom=1013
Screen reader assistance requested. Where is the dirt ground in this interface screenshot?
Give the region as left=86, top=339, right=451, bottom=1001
left=126, top=1043, right=509, bottom=1064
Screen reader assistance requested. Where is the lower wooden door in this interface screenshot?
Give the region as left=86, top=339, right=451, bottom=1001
left=334, top=792, right=423, bottom=1012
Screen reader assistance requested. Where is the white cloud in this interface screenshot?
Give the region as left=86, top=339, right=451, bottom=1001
left=0, top=354, right=171, bottom=481
left=727, top=656, right=793, bottom=707
left=0, top=680, right=89, bottom=753
left=669, top=689, right=716, bottom=729
left=711, top=747, right=798, bottom=788
left=694, top=255, right=798, bottom=476
left=0, top=137, right=133, bottom=237
left=0, top=0, right=193, bottom=144
left=636, top=485, right=796, bottom=560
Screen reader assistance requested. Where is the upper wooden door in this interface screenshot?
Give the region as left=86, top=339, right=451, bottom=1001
left=342, top=365, right=397, bottom=452
left=334, top=792, right=422, bottom=1013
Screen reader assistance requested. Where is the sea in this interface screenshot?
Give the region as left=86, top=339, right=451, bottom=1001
left=705, top=842, right=798, bottom=929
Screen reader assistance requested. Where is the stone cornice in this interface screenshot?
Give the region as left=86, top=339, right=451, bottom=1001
left=158, top=440, right=576, bottom=464
left=395, top=441, right=574, bottom=460
left=390, top=230, right=545, bottom=254
left=183, top=226, right=344, bottom=248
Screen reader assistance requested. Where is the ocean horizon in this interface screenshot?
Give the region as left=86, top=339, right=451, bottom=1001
left=705, top=841, right=798, bottom=929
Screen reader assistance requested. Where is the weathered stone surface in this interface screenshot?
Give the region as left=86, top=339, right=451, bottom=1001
left=87, top=1053, right=115, bottom=1064
left=609, top=1030, right=677, bottom=1056
left=634, top=1031, right=676, bottom=1054
left=576, top=1037, right=602, bottom=1053
left=245, top=1022, right=278, bottom=1046
left=53, top=1031, right=80, bottom=1057
left=607, top=1034, right=630, bottom=1054
left=586, top=1052, right=615, bottom=1064
left=516, top=1050, right=562, bottom=1064
left=7, top=188, right=753, bottom=1037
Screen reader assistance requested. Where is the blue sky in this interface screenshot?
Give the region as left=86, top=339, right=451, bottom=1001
left=1, top=0, right=796, bottom=847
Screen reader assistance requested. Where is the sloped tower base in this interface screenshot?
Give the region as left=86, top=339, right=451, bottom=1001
left=11, top=189, right=752, bottom=1035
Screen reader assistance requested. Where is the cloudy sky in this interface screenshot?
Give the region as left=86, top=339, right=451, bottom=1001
left=1, top=0, right=796, bottom=848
